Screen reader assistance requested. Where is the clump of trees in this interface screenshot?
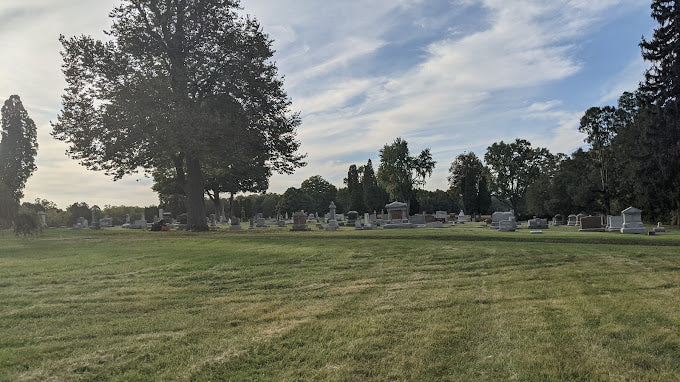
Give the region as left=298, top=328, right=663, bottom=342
left=0, top=95, right=38, bottom=231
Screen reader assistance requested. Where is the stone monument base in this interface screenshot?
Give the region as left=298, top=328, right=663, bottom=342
left=621, top=226, right=646, bottom=234
left=384, top=223, right=415, bottom=229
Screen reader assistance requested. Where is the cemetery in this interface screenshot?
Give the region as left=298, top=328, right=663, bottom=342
left=3, top=0, right=680, bottom=380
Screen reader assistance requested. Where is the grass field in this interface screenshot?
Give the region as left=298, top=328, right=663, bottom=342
left=1, top=225, right=680, bottom=381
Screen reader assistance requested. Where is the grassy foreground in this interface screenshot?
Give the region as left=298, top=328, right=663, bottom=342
left=1, top=226, right=679, bottom=381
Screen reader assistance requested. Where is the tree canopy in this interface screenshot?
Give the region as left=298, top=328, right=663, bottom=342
left=52, top=0, right=304, bottom=230
left=0, top=95, right=38, bottom=203
left=377, top=138, right=435, bottom=211
left=448, top=152, right=489, bottom=215
left=484, top=139, right=559, bottom=214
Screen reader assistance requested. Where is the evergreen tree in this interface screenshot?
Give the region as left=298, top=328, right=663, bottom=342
left=639, top=0, right=680, bottom=224
left=477, top=174, right=492, bottom=215
left=345, top=164, right=363, bottom=212
left=360, top=159, right=387, bottom=212
left=0, top=95, right=38, bottom=202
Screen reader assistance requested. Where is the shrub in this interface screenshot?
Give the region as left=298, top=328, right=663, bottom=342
left=13, top=210, right=41, bottom=236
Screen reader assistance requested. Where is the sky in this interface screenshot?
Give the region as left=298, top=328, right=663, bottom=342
left=0, top=0, right=656, bottom=209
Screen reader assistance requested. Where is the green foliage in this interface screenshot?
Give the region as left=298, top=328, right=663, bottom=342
left=415, top=189, right=460, bottom=214
left=335, top=187, right=350, bottom=214
left=361, top=159, right=389, bottom=213
left=345, top=165, right=363, bottom=212
left=12, top=208, right=41, bottom=236
left=276, top=187, right=312, bottom=215
left=66, top=202, right=91, bottom=226
left=448, top=152, right=489, bottom=215
left=0, top=95, right=38, bottom=202
left=377, top=137, right=436, bottom=208
left=578, top=106, right=620, bottom=214
left=638, top=1, right=680, bottom=223
left=52, top=0, right=304, bottom=230
left=485, top=139, right=559, bottom=215
left=0, top=181, right=19, bottom=229
left=300, top=175, right=337, bottom=214
left=101, top=205, right=145, bottom=226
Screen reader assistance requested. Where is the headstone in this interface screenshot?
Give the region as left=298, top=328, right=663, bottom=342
left=579, top=216, right=604, bottom=232
left=552, top=214, right=564, bottom=226
left=409, top=215, right=426, bottom=225
left=654, top=222, right=666, bottom=233
left=384, top=201, right=414, bottom=229
left=576, top=214, right=586, bottom=226
left=457, top=210, right=469, bottom=223
left=210, top=214, right=217, bottom=227
left=363, top=213, right=372, bottom=228
left=607, top=215, right=623, bottom=232
left=230, top=217, right=242, bottom=230
left=491, top=211, right=515, bottom=230
left=435, top=211, right=448, bottom=222
left=100, top=218, right=113, bottom=228
left=530, top=230, right=543, bottom=234
left=249, top=219, right=255, bottom=229
left=90, top=208, right=102, bottom=230
left=620, top=207, right=646, bottom=234
left=277, top=220, right=286, bottom=228
left=291, top=211, right=311, bottom=231
left=125, top=214, right=131, bottom=224
left=326, top=202, right=339, bottom=231
left=498, top=220, right=515, bottom=232
left=567, top=214, right=577, bottom=226
left=38, top=211, right=46, bottom=227
left=256, top=217, right=268, bottom=228
left=527, top=217, right=549, bottom=229
left=355, top=219, right=362, bottom=230
left=159, top=209, right=164, bottom=221
left=346, top=211, right=359, bottom=226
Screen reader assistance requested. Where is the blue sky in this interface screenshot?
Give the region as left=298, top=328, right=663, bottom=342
left=0, top=0, right=655, bottom=208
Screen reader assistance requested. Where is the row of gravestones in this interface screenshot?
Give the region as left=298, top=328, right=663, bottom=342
left=490, top=207, right=663, bottom=234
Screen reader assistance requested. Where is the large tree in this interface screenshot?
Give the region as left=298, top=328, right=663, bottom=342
left=360, top=159, right=388, bottom=213
left=638, top=0, right=680, bottom=224
left=447, top=152, right=486, bottom=215
left=344, top=164, right=363, bottom=212
left=377, top=137, right=436, bottom=212
left=52, top=0, right=304, bottom=230
left=300, top=175, right=337, bottom=214
left=0, top=95, right=38, bottom=202
left=578, top=106, right=619, bottom=215
left=484, top=139, right=559, bottom=215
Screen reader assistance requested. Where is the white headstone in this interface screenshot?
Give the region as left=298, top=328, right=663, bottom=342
left=620, top=207, right=645, bottom=234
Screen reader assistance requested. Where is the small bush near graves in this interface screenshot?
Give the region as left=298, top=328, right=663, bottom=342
left=12, top=209, right=41, bottom=236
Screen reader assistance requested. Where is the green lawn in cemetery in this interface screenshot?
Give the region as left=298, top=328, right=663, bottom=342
left=1, top=225, right=679, bottom=381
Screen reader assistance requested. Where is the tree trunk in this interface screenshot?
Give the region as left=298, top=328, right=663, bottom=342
left=184, top=154, right=208, bottom=231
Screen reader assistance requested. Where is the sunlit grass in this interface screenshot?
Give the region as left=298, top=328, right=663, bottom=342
left=1, top=226, right=679, bottom=380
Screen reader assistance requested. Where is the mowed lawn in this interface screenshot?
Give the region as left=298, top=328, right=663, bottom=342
left=1, top=226, right=679, bottom=381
